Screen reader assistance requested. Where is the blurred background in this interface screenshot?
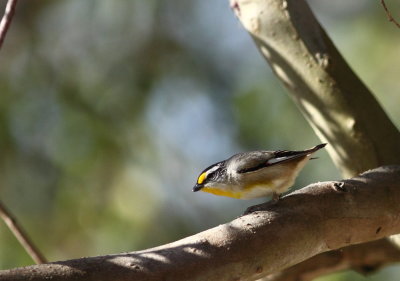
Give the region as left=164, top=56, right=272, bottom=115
left=0, top=0, right=399, bottom=280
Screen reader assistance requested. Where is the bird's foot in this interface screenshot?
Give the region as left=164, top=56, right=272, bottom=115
left=244, top=193, right=281, bottom=214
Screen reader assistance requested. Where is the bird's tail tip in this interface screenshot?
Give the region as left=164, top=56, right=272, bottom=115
left=310, top=143, right=327, bottom=152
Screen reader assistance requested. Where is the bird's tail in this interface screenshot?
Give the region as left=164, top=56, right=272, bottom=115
left=306, top=143, right=327, bottom=153
left=269, top=143, right=327, bottom=166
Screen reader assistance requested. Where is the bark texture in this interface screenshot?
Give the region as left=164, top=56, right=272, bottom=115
left=2, top=1, right=400, bottom=280
left=231, top=0, right=400, bottom=178
left=264, top=239, right=400, bottom=281
left=1, top=166, right=399, bottom=281
left=231, top=1, right=400, bottom=278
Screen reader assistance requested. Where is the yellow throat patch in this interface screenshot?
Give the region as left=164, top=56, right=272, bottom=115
left=201, top=187, right=243, bottom=199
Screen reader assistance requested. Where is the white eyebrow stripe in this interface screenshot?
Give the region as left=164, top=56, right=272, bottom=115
left=206, top=165, right=219, bottom=175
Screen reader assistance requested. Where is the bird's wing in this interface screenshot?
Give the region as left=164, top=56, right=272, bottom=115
left=231, top=151, right=275, bottom=174
left=233, top=144, right=326, bottom=174
left=234, top=150, right=310, bottom=174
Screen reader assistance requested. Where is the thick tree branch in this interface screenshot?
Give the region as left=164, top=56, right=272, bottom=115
left=231, top=0, right=400, bottom=178
left=263, top=239, right=400, bottom=281
left=0, top=166, right=399, bottom=281
left=230, top=1, right=400, bottom=278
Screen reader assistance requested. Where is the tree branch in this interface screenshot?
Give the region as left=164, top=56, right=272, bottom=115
left=0, top=0, right=18, bottom=49
left=0, top=0, right=47, bottom=265
left=0, top=166, right=399, bottom=281
left=380, top=0, right=400, bottom=29
left=263, top=239, right=400, bottom=281
left=231, top=0, right=400, bottom=178
left=0, top=201, right=47, bottom=264
left=230, top=2, right=400, bottom=278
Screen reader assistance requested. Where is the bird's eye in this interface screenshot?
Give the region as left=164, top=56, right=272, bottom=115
left=197, top=164, right=221, bottom=185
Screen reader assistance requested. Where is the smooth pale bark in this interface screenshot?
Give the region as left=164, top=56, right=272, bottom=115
left=2, top=1, right=400, bottom=281
left=231, top=0, right=400, bottom=178
left=264, top=239, right=400, bottom=281
left=231, top=1, right=400, bottom=279
left=1, top=166, right=399, bottom=281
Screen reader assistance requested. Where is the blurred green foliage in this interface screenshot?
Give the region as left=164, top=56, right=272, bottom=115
left=0, top=0, right=399, bottom=280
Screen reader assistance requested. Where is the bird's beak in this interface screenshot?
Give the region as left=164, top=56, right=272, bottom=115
left=193, top=184, right=204, bottom=192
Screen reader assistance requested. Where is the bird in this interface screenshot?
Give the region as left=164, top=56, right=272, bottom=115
left=193, top=143, right=327, bottom=200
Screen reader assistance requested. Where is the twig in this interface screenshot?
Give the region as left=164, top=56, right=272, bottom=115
left=0, top=201, right=47, bottom=264
left=380, top=0, right=400, bottom=29
left=0, top=0, right=18, bottom=49
left=0, top=0, right=46, bottom=266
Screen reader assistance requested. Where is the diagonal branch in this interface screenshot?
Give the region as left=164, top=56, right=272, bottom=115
left=0, top=201, right=47, bottom=264
left=230, top=1, right=400, bottom=279
left=0, top=0, right=18, bottom=49
left=380, top=0, right=400, bottom=29
left=231, top=0, right=400, bottom=178
left=0, top=0, right=48, bottom=267
left=0, top=166, right=399, bottom=281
